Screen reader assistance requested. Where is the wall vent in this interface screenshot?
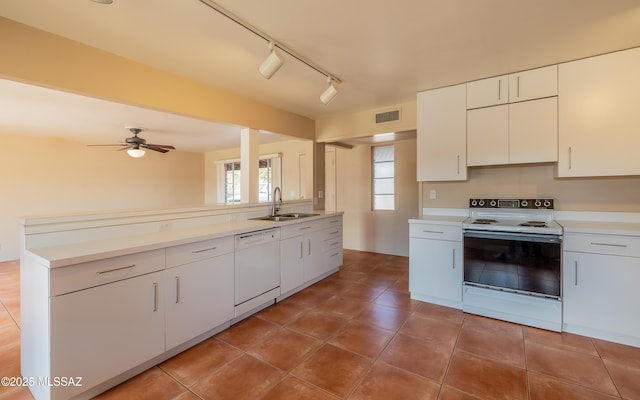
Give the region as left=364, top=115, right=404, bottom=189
left=375, top=109, right=401, bottom=124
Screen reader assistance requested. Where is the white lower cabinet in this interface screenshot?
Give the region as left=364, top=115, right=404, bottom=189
left=563, top=232, right=640, bottom=347
left=280, top=216, right=343, bottom=295
left=50, top=270, right=165, bottom=400
left=164, top=252, right=234, bottom=349
left=409, top=223, right=463, bottom=308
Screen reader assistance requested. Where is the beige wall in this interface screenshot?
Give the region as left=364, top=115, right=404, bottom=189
left=315, top=101, right=417, bottom=143
left=336, top=138, right=418, bottom=256
left=0, top=17, right=314, bottom=140
left=0, top=133, right=204, bottom=261
left=421, top=163, right=640, bottom=212
left=204, top=139, right=313, bottom=203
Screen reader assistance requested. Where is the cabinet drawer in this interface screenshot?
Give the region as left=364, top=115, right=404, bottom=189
left=166, top=236, right=234, bottom=268
left=324, top=215, right=343, bottom=229
left=51, top=249, right=165, bottom=296
left=323, top=226, right=342, bottom=240
left=409, top=223, right=462, bottom=241
left=323, top=236, right=343, bottom=252
left=564, top=233, right=640, bottom=257
left=280, top=220, right=324, bottom=239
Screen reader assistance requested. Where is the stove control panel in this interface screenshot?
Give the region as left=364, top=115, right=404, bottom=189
left=469, top=198, right=554, bottom=209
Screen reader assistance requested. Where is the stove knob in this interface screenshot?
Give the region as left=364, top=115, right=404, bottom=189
left=471, top=199, right=478, bottom=207
left=534, top=200, right=542, bottom=208
left=520, top=200, right=528, bottom=208
left=543, top=200, right=551, bottom=208
left=478, top=200, right=485, bottom=207
left=490, top=200, right=497, bottom=207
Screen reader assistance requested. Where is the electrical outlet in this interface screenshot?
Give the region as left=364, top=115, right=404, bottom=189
left=159, top=222, right=171, bottom=232
left=429, top=189, right=437, bottom=200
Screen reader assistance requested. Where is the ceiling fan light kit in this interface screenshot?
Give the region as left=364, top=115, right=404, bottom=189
left=88, top=127, right=176, bottom=158
left=198, top=0, right=341, bottom=104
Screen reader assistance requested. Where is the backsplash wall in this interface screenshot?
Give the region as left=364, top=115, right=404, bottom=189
left=421, top=163, right=640, bottom=212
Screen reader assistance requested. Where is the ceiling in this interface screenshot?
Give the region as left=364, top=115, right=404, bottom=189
left=2, top=0, right=640, bottom=152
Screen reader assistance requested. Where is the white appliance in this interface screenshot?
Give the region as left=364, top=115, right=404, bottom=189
left=462, top=198, right=563, bottom=331
left=234, top=228, right=281, bottom=317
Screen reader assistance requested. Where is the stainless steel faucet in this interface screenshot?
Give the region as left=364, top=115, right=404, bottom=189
left=271, top=186, right=282, bottom=216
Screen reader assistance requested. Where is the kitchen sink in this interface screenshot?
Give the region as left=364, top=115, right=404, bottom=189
left=278, top=213, right=320, bottom=219
left=251, top=213, right=319, bottom=222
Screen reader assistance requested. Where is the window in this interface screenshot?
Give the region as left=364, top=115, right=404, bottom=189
left=216, top=154, right=281, bottom=204
left=224, top=161, right=241, bottom=204
left=372, top=145, right=395, bottom=210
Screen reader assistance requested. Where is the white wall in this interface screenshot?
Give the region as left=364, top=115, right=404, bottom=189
left=0, top=133, right=204, bottom=261
left=204, top=138, right=313, bottom=204
left=336, top=138, right=418, bottom=256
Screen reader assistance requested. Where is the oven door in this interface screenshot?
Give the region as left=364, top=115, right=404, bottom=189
left=463, top=230, right=562, bottom=299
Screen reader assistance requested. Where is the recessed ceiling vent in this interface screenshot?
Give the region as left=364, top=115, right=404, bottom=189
left=375, top=109, right=401, bottom=124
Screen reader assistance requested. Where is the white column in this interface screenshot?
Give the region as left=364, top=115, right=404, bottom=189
left=240, top=128, right=260, bottom=203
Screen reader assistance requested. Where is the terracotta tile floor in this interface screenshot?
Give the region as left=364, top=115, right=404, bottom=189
left=1, top=250, right=640, bottom=399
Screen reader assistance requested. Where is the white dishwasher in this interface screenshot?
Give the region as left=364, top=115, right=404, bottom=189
left=234, top=228, right=281, bottom=317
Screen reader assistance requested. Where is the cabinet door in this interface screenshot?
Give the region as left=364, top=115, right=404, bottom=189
left=467, top=105, right=509, bottom=166
left=558, top=47, right=640, bottom=177
left=409, top=238, right=462, bottom=308
left=416, top=84, right=467, bottom=181
left=509, top=97, right=558, bottom=164
left=280, top=235, right=305, bottom=294
left=303, top=230, right=328, bottom=283
left=50, top=271, right=165, bottom=399
left=509, top=65, right=558, bottom=102
left=165, top=252, right=234, bottom=349
left=563, top=252, right=640, bottom=341
left=467, top=75, right=508, bottom=109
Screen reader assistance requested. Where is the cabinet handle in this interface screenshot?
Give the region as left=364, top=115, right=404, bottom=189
left=423, top=230, right=444, bottom=234
left=153, top=282, right=158, bottom=312
left=331, top=252, right=340, bottom=257
left=590, top=242, right=627, bottom=248
left=517, top=76, right=520, bottom=98
left=300, top=241, right=303, bottom=259
left=568, top=147, right=572, bottom=170
left=329, top=230, right=340, bottom=235
left=299, top=226, right=311, bottom=230
left=96, top=264, right=135, bottom=275
left=498, top=79, right=501, bottom=100
left=308, top=239, right=311, bottom=256
left=192, top=246, right=217, bottom=254
left=574, top=261, right=578, bottom=286
left=175, top=276, right=180, bottom=304
left=330, top=241, right=340, bottom=247
left=452, top=248, right=456, bottom=269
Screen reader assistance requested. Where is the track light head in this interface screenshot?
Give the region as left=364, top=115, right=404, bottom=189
left=259, top=42, right=284, bottom=79
left=320, top=77, right=338, bottom=105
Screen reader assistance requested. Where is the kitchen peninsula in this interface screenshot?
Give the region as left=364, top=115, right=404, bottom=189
left=19, top=201, right=343, bottom=400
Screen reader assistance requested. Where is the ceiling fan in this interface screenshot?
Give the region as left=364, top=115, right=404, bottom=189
left=89, top=127, right=176, bottom=158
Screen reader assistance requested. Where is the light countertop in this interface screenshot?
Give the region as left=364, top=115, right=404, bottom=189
left=28, top=212, right=343, bottom=268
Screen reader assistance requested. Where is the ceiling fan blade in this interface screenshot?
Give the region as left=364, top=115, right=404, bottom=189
left=144, top=145, right=170, bottom=153
left=87, top=144, right=128, bottom=147
left=146, top=143, right=176, bottom=149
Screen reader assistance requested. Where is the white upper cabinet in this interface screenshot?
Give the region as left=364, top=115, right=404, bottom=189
left=467, top=75, right=509, bottom=109
left=509, top=97, right=558, bottom=164
left=417, top=84, right=467, bottom=181
left=467, top=105, right=509, bottom=166
left=467, top=65, right=557, bottom=109
left=467, top=97, right=558, bottom=166
left=508, top=65, right=558, bottom=102
left=558, top=47, right=640, bottom=177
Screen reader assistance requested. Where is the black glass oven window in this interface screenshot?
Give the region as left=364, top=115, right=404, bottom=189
left=464, top=236, right=561, bottom=297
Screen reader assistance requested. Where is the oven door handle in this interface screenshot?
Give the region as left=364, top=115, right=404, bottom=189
left=463, top=230, right=562, bottom=244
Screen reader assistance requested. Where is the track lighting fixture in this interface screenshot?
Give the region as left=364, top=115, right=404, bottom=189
left=259, top=42, right=284, bottom=79
left=320, top=77, right=339, bottom=105
left=198, top=0, right=343, bottom=104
